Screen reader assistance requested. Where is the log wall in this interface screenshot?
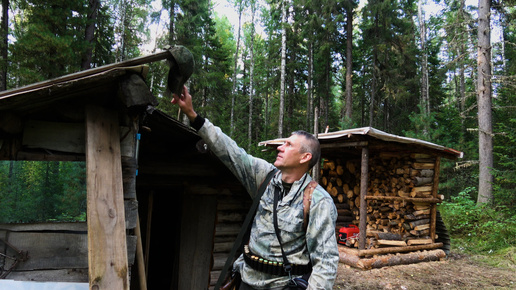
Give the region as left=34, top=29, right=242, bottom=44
left=0, top=223, right=136, bottom=282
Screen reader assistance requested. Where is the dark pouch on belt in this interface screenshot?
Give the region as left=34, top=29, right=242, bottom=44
left=220, top=269, right=241, bottom=290
left=287, top=273, right=310, bottom=289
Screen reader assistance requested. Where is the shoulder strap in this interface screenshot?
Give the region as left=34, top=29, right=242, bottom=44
left=215, top=168, right=278, bottom=290
left=302, top=180, right=318, bottom=230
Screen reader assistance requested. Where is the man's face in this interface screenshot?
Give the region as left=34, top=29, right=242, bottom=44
left=274, top=134, right=307, bottom=170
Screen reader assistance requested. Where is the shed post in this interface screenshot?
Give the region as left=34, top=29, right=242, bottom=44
left=430, top=157, right=441, bottom=243
left=358, top=146, right=369, bottom=250
left=85, top=105, right=129, bottom=290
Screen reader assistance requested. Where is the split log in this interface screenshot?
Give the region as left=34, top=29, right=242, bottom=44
left=411, top=186, right=433, bottom=193
left=413, top=209, right=431, bottom=216
left=412, top=163, right=435, bottom=170
left=410, top=153, right=432, bottom=159
left=376, top=240, right=407, bottom=247
left=409, top=219, right=430, bottom=229
left=413, top=224, right=430, bottom=231
left=337, top=209, right=352, bottom=216
left=337, top=216, right=354, bottom=223
left=420, top=169, right=435, bottom=177
left=374, top=232, right=402, bottom=240
left=406, top=238, right=433, bottom=245
left=414, top=176, right=433, bottom=186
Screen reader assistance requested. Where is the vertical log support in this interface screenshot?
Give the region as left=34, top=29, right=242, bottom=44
left=86, top=105, right=129, bottom=290
left=430, top=157, right=441, bottom=243
left=358, top=146, right=369, bottom=250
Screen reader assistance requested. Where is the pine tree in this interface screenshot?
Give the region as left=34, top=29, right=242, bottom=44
left=11, top=0, right=90, bottom=84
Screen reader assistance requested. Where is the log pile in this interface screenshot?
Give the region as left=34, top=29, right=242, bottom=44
left=321, top=153, right=441, bottom=250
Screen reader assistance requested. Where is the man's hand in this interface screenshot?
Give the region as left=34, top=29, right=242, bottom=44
left=171, top=85, right=197, bottom=122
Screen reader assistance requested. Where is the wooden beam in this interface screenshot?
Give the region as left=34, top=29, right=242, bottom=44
left=358, top=146, right=369, bottom=250
left=365, top=195, right=441, bottom=204
left=320, top=141, right=368, bottom=149
left=85, top=105, right=129, bottom=290
left=430, top=157, right=441, bottom=243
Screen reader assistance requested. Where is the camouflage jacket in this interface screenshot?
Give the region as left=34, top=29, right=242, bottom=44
left=198, top=119, right=339, bottom=290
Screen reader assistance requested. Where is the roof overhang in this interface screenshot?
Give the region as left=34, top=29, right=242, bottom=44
left=259, top=127, right=463, bottom=160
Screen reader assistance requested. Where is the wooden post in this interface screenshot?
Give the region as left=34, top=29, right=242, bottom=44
left=86, top=105, right=129, bottom=290
left=430, top=157, right=441, bottom=243
left=358, top=146, right=369, bottom=250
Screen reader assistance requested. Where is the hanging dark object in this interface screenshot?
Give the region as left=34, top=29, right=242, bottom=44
left=166, top=45, right=195, bottom=96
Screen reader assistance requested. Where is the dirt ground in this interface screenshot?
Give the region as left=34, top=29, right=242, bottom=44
left=333, top=252, right=516, bottom=289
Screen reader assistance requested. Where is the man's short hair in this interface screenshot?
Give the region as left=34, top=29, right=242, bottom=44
left=292, top=130, right=321, bottom=169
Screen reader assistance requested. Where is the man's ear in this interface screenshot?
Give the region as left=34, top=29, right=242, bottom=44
left=300, top=152, right=312, bottom=165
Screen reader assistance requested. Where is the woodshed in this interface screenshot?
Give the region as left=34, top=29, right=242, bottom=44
left=259, top=127, right=463, bottom=270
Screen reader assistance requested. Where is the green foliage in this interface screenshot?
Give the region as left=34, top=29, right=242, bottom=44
left=440, top=187, right=516, bottom=254
left=0, top=161, right=86, bottom=223
left=10, top=0, right=90, bottom=85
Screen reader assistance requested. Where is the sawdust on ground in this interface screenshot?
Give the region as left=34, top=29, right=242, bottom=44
left=333, top=252, right=516, bottom=289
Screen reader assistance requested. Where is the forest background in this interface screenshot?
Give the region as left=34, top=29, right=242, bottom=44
left=0, top=0, right=514, bottom=263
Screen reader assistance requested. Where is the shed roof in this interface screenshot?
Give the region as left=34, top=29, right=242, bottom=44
left=259, top=127, right=463, bottom=160
left=0, top=50, right=174, bottom=116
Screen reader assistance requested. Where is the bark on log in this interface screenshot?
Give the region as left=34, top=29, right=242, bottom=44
left=356, top=249, right=446, bottom=270
left=357, top=242, right=443, bottom=257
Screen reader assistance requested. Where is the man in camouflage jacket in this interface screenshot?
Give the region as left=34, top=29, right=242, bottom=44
left=172, top=86, right=339, bottom=289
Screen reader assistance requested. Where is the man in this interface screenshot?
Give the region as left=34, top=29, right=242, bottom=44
left=172, top=86, right=339, bottom=289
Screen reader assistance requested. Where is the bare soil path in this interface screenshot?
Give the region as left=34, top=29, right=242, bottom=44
left=334, top=252, right=515, bottom=289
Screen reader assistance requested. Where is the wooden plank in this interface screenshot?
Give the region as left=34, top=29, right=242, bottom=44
left=0, top=222, right=87, bottom=232
left=7, top=232, right=88, bottom=270
left=85, top=105, right=129, bottom=290
left=178, top=195, right=217, bottom=290
left=6, top=269, right=88, bottom=283
left=1, top=231, right=136, bottom=271
left=22, top=120, right=135, bottom=157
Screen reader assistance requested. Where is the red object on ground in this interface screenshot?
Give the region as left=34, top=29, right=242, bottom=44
left=338, top=224, right=359, bottom=245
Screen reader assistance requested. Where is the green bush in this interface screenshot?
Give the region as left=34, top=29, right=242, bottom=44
left=439, top=187, right=516, bottom=254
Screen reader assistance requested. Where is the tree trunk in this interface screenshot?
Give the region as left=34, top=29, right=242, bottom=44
left=278, top=0, right=287, bottom=138
left=0, top=0, right=8, bottom=91
left=230, top=0, right=243, bottom=137
left=81, top=0, right=99, bottom=70
left=307, top=41, right=313, bottom=130
left=477, top=0, right=493, bottom=204
left=344, top=6, right=353, bottom=120
left=418, top=0, right=429, bottom=135
left=168, top=0, right=176, bottom=44
left=248, top=2, right=255, bottom=151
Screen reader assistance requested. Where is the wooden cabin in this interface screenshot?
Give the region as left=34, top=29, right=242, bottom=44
left=0, top=49, right=250, bottom=289
left=259, top=127, right=463, bottom=270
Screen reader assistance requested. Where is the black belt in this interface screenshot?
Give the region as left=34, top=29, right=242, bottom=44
left=243, top=245, right=312, bottom=276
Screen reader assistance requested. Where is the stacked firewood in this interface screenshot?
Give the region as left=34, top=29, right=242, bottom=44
left=321, top=153, right=439, bottom=249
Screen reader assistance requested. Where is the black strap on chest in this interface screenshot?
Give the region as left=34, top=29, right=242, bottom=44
left=214, top=169, right=278, bottom=290
left=273, top=186, right=292, bottom=274
left=273, top=183, right=314, bottom=286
